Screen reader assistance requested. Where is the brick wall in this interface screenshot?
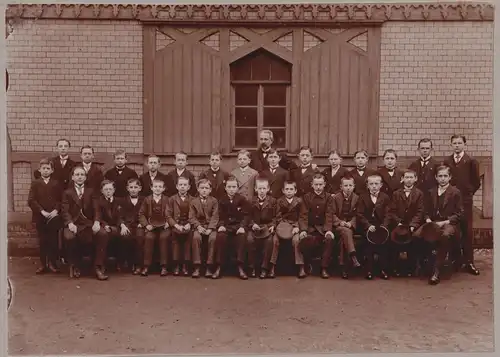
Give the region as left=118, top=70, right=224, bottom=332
left=6, top=19, right=143, bottom=153
left=379, top=21, right=493, bottom=157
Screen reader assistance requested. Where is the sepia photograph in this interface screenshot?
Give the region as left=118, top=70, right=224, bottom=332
left=2, top=1, right=496, bottom=355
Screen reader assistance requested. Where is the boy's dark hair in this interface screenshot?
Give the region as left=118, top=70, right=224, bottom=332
left=299, top=146, right=313, bottom=155
left=100, top=179, right=115, bottom=190
left=175, top=151, right=188, bottom=159
left=383, top=149, right=398, bottom=159
left=312, top=173, right=325, bottom=182
left=71, top=165, right=87, bottom=176
left=328, top=150, right=342, bottom=158
left=283, top=180, right=297, bottom=188
left=340, top=176, right=355, bottom=185
left=403, top=169, right=417, bottom=177
left=225, top=175, right=239, bottom=187
left=450, top=135, right=467, bottom=144
left=80, top=145, right=94, bottom=154
left=354, top=149, right=368, bottom=158
left=113, top=149, right=127, bottom=159
left=197, top=178, right=212, bottom=188
left=127, top=178, right=141, bottom=187
left=177, top=176, right=190, bottom=185
left=151, top=178, right=165, bottom=187
left=436, top=165, right=452, bottom=176
left=418, top=138, right=433, bottom=148
left=56, top=138, right=71, bottom=147
left=39, top=158, right=53, bottom=169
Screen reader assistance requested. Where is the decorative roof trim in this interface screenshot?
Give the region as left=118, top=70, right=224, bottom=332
left=5, top=3, right=494, bottom=23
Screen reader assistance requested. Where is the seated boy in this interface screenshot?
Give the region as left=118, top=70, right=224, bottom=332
left=189, top=179, right=219, bottom=278
left=331, top=176, right=361, bottom=279
left=386, top=169, right=424, bottom=277
left=356, top=174, right=391, bottom=280
left=117, top=178, right=145, bottom=275
left=298, top=174, right=335, bottom=279
left=28, top=158, right=63, bottom=274
left=213, top=176, right=249, bottom=280
left=62, top=166, right=107, bottom=280
left=166, top=176, right=195, bottom=276
left=139, top=179, right=170, bottom=276
left=270, top=181, right=302, bottom=278
left=413, top=165, right=463, bottom=285
left=247, top=177, right=277, bottom=279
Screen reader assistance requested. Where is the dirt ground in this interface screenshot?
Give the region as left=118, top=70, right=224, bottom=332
left=8, top=251, right=493, bottom=355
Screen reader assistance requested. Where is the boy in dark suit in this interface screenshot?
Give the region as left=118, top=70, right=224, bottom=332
left=28, top=159, right=63, bottom=274
left=298, top=174, right=335, bottom=279
left=331, top=176, right=361, bottom=279
left=289, top=146, right=321, bottom=197
left=270, top=181, right=302, bottom=278
left=165, top=152, right=197, bottom=197
left=350, top=150, right=377, bottom=196
left=322, top=150, right=349, bottom=195
left=189, top=179, right=219, bottom=278
left=34, top=138, right=76, bottom=191
left=386, top=169, right=424, bottom=277
left=414, top=165, right=464, bottom=285
left=139, top=179, right=170, bottom=277
left=139, top=155, right=167, bottom=197
left=357, top=174, right=391, bottom=280
left=77, top=145, right=104, bottom=195
left=167, top=176, right=194, bottom=276
left=444, top=135, right=481, bottom=275
left=247, top=177, right=277, bottom=279
left=213, top=176, right=249, bottom=280
left=408, top=138, right=440, bottom=195
left=92, top=180, right=123, bottom=279
left=259, top=149, right=289, bottom=199
left=198, top=151, right=231, bottom=200
left=104, top=149, right=138, bottom=198
left=117, top=178, right=145, bottom=275
left=62, top=166, right=108, bottom=280
left=378, top=149, right=404, bottom=198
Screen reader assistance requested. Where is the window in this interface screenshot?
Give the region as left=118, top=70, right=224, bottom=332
left=231, top=49, right=292, bottom=149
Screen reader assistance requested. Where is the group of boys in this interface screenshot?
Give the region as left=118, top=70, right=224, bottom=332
left=28, top=130, right=481, bottom=286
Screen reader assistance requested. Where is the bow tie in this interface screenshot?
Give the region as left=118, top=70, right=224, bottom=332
left=370, top=193, right=379, bottom=198
left=258, top=198, right=266, bottom=203
left=404, top=188, right=412, bottom=193
left=387, top=169, right=394, bottom=173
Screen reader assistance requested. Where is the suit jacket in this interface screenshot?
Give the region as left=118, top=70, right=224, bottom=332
left=139, top=171, right=167, bottom=197
left=260, top=167, right=289, bottom=198
left=331, top=192, right=359, bottom=229
left=166, top=194, right=194, bottom=226
left=189, top=196, right=219, bottom=230
left=164, top=169, right=197, bottom=197
left=349, top=167, right=377, bottom=195
left=298, top=191, right=334, bottom=234
left=424, top=185, right=464, bottom=225
left=250, top=148, right=298, bottom=173
left=138, top=195, right=169, bottom=227
left=289, top=165, right=321, bottom=197
left=275, top=196, right=302, bottom=228
left=33, top=156, right=76, bottom=191
left=408, top=157, right=440, bottom=194
left=356, top=191, right=391, bottom=231
left=231, top=167, right=258, bottom=202
left=61, top=185, right=95, bottom=227
left=217, top=193, right=249, bottom=230
left=322, top=166, right=350, bottom=195
left=387, top=187, right=424, bottom=229
left=94, top=195, right=121, bottom=227
left=378, top=167, right=404, bottom=198
left=198, top=168, right=231, bottom=200
left=444, top=153, right=481, bottom=201
left=117, top=195, right=144, bottom=228
left=104, top=166, right=139, bottom=198
left=77, top=162, right=104, bottom=194
left=27, top=177, right=62, bottom=223
left=248, top=196, right=277, bottom=229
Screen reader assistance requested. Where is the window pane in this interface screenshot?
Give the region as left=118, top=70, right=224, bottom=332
left=264, top=128, right=286, bottom=148
left=270, top=61, right=292, bottom=81
left=235, top=128, right=258, bottom=147
left=263, top=107, right=287, bottom=127
left=263, top=85, right=287, bottom=106
left=235, top=107, right=258, bottom=127
left=234, top=85, right=258, bottom=106
left=231, top=61, right=252, bottom=81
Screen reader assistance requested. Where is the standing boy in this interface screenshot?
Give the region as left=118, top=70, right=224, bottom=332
left=165, top=152, right=197, bottom=197
left=322, top=150, right=349, bottom=195
left=104, top=149, right=138, bottom=198
left=189, top=179, right=219, bottom=278
left=350, top=150, right=377, bottom=196
left=259, top=149, right=289, bottom=199
left=213, top=176, right=249, bottom=280
left=408, top=138, right=439, bottom=195
left=247, top=178, right=277, bottom=279
left=139, top=155, right=167, bottom=197
left=289, top=146, right=321, bottom=197
left=166, top=176, right=195, bottom=276
left=231, top=150, right=259, bottom=202
left=28, top=159, right=63, bottom=274
left=34, top=139, right=76, bottom=191
left=378, top=149, right=404, bottom=198
left=444, top=135, right=481, bottom=275
left=77, top=145, right=104, bottom=194
left=198, top=151, right=231, bottom=200
left=139, top=179, right=170, bottom=276
left=298, top=174, right=335, bottom=279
